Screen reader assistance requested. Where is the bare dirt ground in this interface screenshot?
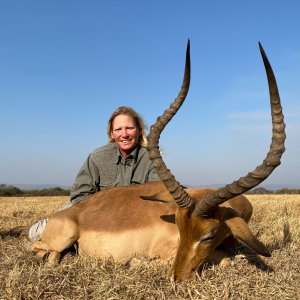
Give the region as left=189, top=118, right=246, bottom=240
left=0, top=194, right=299, bottom=299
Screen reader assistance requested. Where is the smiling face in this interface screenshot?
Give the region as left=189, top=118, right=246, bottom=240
left=110, top=114, right=141, bottom=157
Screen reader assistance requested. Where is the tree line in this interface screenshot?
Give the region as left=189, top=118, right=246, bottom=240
left=246, top=187, right=300, bottom=194
left=0, top=184, right=299, bottom=196
left=0, top=184, right=70, bottom=196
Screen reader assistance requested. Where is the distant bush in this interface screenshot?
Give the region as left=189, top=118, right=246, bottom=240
left=0, top=186, right=24, bottom=196
left=240, top=187, right=300, bottom=195
left=26, top=187, right=70, bottom=196
left=275, top=188, right=300, bottom=194
left=247, top=187, right=273, bottom=194
left=0, top=185, right=70, bottom=196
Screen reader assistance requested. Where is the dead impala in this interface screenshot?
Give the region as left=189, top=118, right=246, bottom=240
left=31, top=41, right=285, bottom=280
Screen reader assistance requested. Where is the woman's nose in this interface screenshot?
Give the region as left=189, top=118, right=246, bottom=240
left=120, top=128, right=129, bottom=136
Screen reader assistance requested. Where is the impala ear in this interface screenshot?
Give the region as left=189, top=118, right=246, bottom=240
left=140, top=190, right=175, bottom=203
left=160, top=214, right=176, bottom=224
left=225, top=217, right=271, bottom=257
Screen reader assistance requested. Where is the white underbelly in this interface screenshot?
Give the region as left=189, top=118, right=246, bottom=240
left=78, top=227, right=179, bottom=261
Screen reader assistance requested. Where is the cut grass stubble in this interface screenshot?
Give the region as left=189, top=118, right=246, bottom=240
left=0, top=195, right=299, bottom=299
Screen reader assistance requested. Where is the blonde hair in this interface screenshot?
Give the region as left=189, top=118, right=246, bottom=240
left=107, top=106, right=148, bottom=147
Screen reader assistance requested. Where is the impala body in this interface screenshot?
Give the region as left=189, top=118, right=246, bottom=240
left=32, top=181, right=262, bottom=278
left=31, top=41, right=285, bottom=280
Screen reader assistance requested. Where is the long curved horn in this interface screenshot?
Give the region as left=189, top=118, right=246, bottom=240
left=147, top=40, right=194, bottom=208
left=193, top=42, right=286, bottom=217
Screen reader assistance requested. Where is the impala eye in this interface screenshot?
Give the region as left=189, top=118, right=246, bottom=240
left=201, top=229, right=218, bottom=242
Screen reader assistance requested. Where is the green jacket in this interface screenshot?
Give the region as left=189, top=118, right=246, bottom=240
left=70, top=143, right=160, bottom=204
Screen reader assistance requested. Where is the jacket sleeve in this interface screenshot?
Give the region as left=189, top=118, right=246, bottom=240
left=69, top=154, right=100, bottom=204
left=147, top=162, right=160, bottom=182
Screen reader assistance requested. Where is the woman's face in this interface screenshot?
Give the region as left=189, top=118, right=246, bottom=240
left=110, top=114, right=140, bottom=157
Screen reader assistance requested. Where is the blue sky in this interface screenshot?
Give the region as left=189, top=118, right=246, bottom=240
left=1, top=1, right=299, bottom=188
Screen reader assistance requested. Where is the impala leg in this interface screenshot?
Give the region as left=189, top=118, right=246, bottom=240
left=31, top=241, right=61, bottom=266
left=30, top=241, right=49, bottom=259
left=36, top=249, right=48, bottom=259
left=31, top=241, right=49, bottom=253
left=46, top=251, right=61, bottom=267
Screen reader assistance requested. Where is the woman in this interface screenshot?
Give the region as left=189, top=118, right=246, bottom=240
left=70, top=106, right=159, bottom=203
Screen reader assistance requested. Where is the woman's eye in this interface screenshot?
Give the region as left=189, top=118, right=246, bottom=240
left=126, top=127, right=136, bottom=131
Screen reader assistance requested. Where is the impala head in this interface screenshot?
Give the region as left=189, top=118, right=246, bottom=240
left=170, top=205, right=225, bottom=280
left=146, top=41, right=286, bottom=280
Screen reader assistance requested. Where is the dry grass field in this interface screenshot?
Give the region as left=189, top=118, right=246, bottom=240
left=0, top=194, right=299, bottom=300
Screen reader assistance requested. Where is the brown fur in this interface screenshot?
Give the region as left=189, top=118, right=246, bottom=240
left=31, top=181, right=269, bottom=280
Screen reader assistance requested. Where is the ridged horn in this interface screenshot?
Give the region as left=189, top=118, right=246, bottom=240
left=147, top=40, right=194, bottom=208
left=193, top=42, right=286, bottom=217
